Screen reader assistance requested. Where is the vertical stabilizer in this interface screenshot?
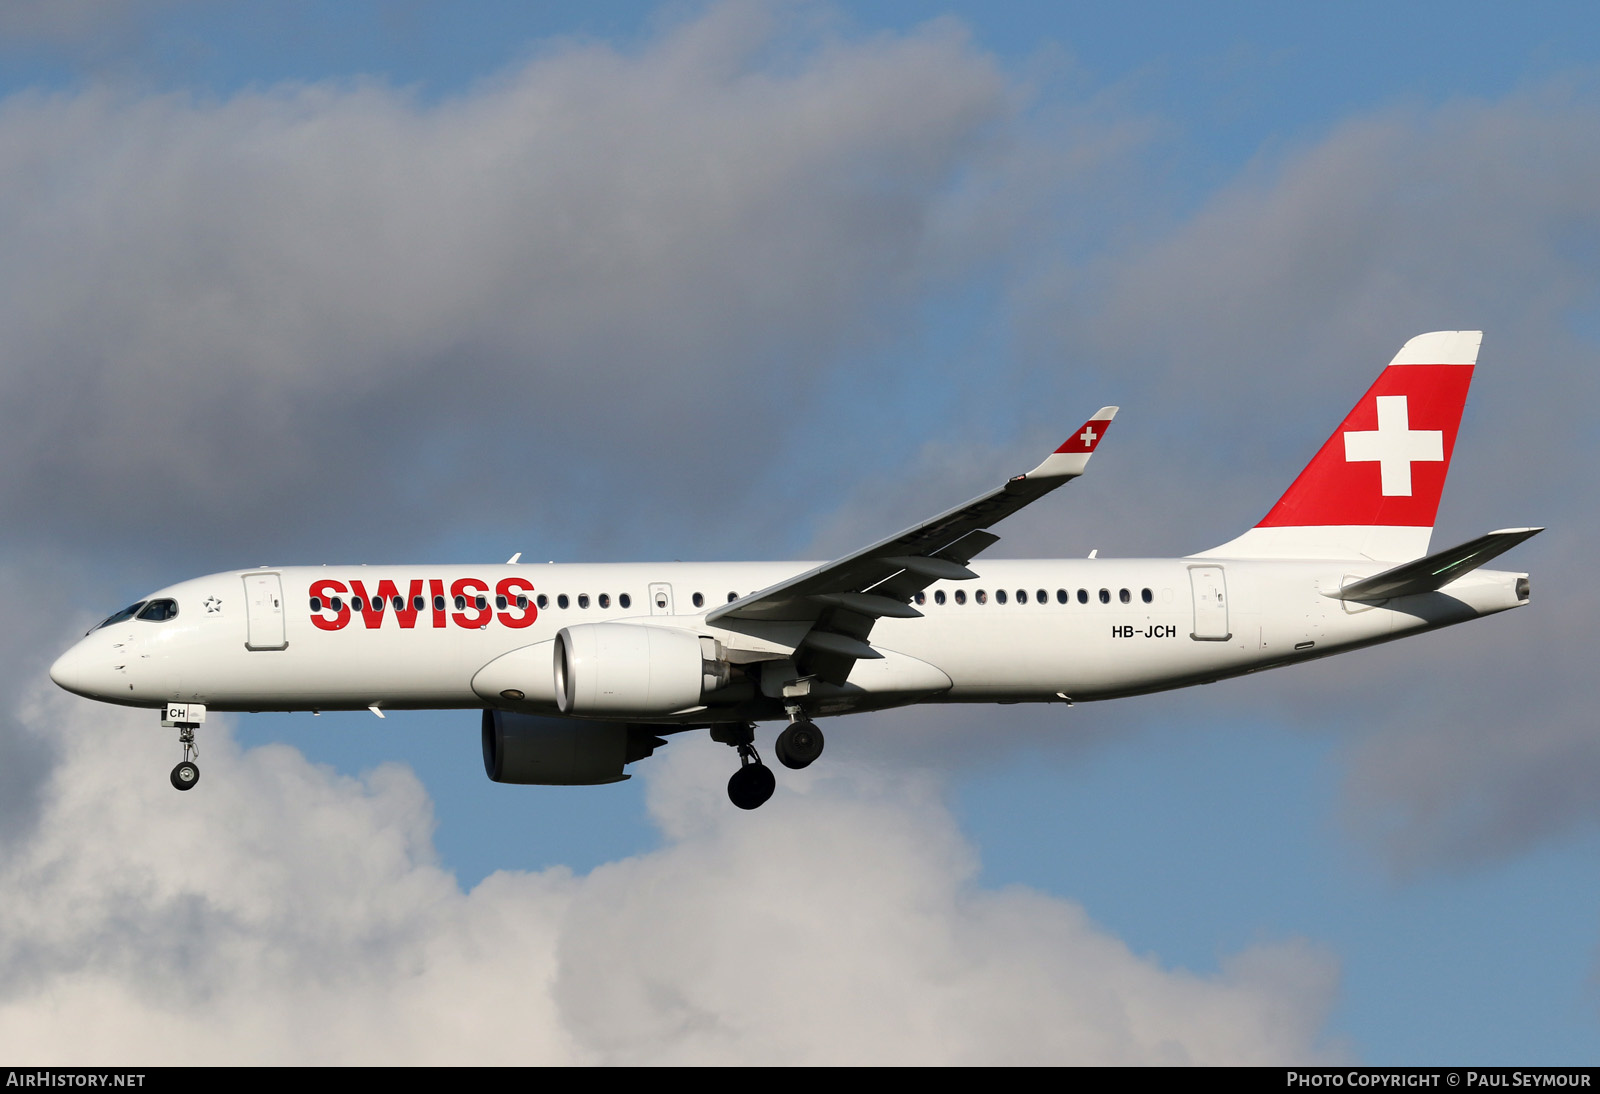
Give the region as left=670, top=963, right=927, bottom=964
left=1194, top=331, right=1479, bottom=561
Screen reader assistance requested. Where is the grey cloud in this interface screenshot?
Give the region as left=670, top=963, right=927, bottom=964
left=0, top=1, right=188, bottom=47
left=793, top=85, right=1600, bottom=873
left=1019, top=90, right=1600, bottom=871
left=0, top=4, right=1016, bottom=564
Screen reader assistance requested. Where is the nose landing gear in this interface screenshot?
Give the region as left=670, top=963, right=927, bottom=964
left=162, top=703, right=205, bottom=792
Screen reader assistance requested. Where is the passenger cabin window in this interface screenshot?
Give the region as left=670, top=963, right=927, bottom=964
left=558, top=594, right=570, bottom=609
left=309, top=597, right=323, bottom=612
left=976, top=590, right=988, bottom=604
left=1119, top=588, right=1131, bottom=604
left=537, top=594, right=549, bottom=610
left=619, top=593, right=631, bottom=609
left=453, top=596, right=465, bottom=611
left=1056, top=589, right=1067, bottom=604
left=727, top=592, right=737, bottom=603
left=352, top=596, right=366, bottom=612
left=954, top=590, right=967, bottom=605
left=433, top=595, right=446, bottom=612
left=1078, top=589, right=1089, bottom=604
left=693, top=592, right=704, bottom=608
left=994, top=589, right=1006, bottom=604
left=413, top=596, right=426, bottom=611
left=934, top=590, right=946, bottom=605
left=1037, top=589, right=1048, bottom=604
left=914, top=592, right=926, bottom=605
left=495, top=595, right=508, bottom=611
left=578, top=594, right=590, bottom=609
left=1141, top=588, right=1153, bottom=603
left=599, top=593, right=611, bottom=609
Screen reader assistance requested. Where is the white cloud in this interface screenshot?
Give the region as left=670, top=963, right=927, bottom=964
left=0, top=691, right=1341, bottom=1065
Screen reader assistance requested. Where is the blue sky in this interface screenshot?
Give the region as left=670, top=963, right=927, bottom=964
left=4, top=0, right=1598, bottom=1064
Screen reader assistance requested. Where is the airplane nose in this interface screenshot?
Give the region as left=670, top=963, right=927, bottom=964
left=50, top=641, right=115, bottom=700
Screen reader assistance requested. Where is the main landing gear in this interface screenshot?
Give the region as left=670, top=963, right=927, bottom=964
left=728, top=744, right=775, bottom=811
left=713, top=714, right=827, bottom=809
left=774, top=718, right=824, bottom=770
left=713, top=724, right=775, bottom=810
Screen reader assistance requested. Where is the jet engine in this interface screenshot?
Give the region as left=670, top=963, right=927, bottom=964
left=481, top=709, right=664, bottom=785
left=554, top=622, right=729, bottom=717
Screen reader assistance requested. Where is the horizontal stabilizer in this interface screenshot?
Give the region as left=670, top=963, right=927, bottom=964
left=1334, top=527, right=1542, bottom=602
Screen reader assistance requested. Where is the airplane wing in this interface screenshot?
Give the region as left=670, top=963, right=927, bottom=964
left=1334, top=527, right=1543, bottom=602
left=707, top=408, right=1118, bottom=683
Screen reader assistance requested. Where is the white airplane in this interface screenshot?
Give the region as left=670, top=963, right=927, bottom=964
left=51, top=331, right=1538, bottom=808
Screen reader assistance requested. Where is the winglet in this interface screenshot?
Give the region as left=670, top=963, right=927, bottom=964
left=1021, top=407, right=1118, bottom=482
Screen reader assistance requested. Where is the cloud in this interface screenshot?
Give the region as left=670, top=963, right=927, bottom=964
left=0, top=2, right=1021, bottom=563
left=797, top=82, right=1600, bottom=874
left=0, top=690, right=1341, bottom=1065
left=1011, top=87, right=1600, bottom=871
left=0, top=1, right=188, bottom=48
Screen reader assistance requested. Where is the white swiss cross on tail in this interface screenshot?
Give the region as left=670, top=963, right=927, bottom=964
left=1342, top=395, right=1444, bottom=496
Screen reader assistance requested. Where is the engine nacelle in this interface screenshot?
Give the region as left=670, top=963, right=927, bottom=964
left=555, top=622, right=720, bottom=716
left=481, top=709, right=663, bottom=785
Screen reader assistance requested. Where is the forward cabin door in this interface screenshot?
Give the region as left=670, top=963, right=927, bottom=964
left=1188, top=565, right=1230, bottom=641
left=243, top=572, right=288, bottom=650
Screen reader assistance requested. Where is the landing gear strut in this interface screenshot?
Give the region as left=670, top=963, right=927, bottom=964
left=713, top=723, right=775, bottom=810
left=170, top=727, right=199, bottom=791
left=162, top=702, right=205, bottom=792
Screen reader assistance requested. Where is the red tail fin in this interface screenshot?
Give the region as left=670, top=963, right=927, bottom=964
left=1196, top=331, right=1479, bottom=561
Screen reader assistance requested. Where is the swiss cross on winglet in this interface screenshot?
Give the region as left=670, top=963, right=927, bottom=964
left=1020, top=406, right=1118, bottom=481
left=1056, top=409, right=1115, bottom=454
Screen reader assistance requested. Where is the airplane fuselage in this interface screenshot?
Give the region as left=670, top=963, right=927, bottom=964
left=52, top=557, right=1528, bottom=721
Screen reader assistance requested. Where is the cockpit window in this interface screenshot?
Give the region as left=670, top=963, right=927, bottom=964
left=136, top=599, right=179, bottom=622
left=94, top=601, right=146, bottom=631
